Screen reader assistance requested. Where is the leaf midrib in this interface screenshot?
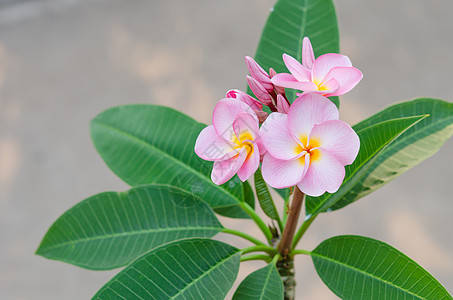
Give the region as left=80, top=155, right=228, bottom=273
left=39, top=226, right=221, bottom=253
left=311, top=252, right=425, bottom=299
left=93, top=120, right=240, bottom=207
left=170, top=252, right=240, bottom=299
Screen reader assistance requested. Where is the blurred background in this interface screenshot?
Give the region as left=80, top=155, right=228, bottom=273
left=0, top=0, right=452, bottom=299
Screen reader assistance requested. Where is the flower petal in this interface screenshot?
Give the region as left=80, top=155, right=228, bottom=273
left=237, top=142, right=260, bottom=182
left=261, top=154, right=308, bottom=189
left=260, top=113, right=300, bottom=160
left=297, top=149, right=345, bottom=197
left=310, top=120, right=360, bottom=165
left=232, top=112, right=259, bottom=141
left=212, top=98, right=254, bottom=141
left=283, top=53, right=311, bottom=82
left=211, top=148, right=248, bottom=185
left=287, top=93, right=339, bottom=141
left=312, top=53, right=352, bottom=83
left=226, top=89, right=263, bottom=111
left=271, top=73, right=318, bottom=91
left=302, top=37, right=315, bottom=69
left=320, top=66, right=363, bottom=96
left=195, top=125, right=237, bottom=161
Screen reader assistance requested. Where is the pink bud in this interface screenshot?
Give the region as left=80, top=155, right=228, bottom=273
left=276, top=94, right=290, bottom=114
left=247, top=76, right=272, bottom=105
left=245, top=56, right=273, bottom=92
left=269, top=68, right=286, bottom=94
left=226, top=89, right=263, bottom=112
left=254, top=110, right=269, bottom=123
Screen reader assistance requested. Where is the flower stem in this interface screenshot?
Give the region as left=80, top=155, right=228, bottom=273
left=291, top=213, right=317, bottom=249
left=240, top=254, right=272, bottom=263
left=240, top=202, right=273, bottom=243
left=241, top=245, right=277, bottom=255
left=290, top=249, right=311, bottom=256
left=221, top=228, right=267, bottom=246
left=278, top=186, right=305, bottom=256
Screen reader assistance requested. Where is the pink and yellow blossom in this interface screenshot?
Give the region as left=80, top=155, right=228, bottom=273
left=195, top=99, right=262, bottom=185
left=259, top=93, right=360, bottom=196
left=271, top=37, right=363, bottom=97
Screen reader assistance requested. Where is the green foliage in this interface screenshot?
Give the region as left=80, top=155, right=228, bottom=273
left=306, top=115, right=427, bottom=216
left=94, top=238, right=241, bottom=300
left=254, top=168, right=280, bottom=222
left=311, top=235, right=453, bottom=299
left=333, top=98, right=453, bottom=210
left=36, top=185, right=223, bottom=270
left=91, top=104, right=253, bottom=219
left=252, top=0, right=339, bottom=106
left=233, top=262, right=284, bottom=300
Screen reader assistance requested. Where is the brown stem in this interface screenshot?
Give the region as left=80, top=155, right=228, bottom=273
left=278, top=186, right=305, bottom=257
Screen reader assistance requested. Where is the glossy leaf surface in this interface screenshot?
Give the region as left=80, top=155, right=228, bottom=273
left=312, top=235, right=452, bottom=299
left=94, top=238, right=241, bottom=300
left=36, top=185, right=223, bottom=270
left=233, top=263, right=284, bottom=300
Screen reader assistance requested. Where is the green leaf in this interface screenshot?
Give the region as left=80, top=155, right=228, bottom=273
left=233, top=263, right=283, bottom=300
left=91, top=104, right=253, bottom=219
left=311, top=235, right=453, bottom=299
left=36, top=184, right=223, bottom=270
left=306, top=115, right=427, bottom=216
left=94, top=238, right=241, bottom=300
left=254, top=168, right=279, bottom=221
left=333, top=98, right=453, bottom=211
left=253, top=0, right=339, bottom=105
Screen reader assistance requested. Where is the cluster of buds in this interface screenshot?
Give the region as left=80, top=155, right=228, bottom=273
left=195, top=37, right=362, bottom=196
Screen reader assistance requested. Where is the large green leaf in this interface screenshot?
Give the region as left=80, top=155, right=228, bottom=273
left=94, top=238, right=241, bottom=300
left=253, top=0, right=339, bottom=106
left=311, top=235, right=452, bottom=299
left=306, top=115, right=427, bottom=216
left=36, top=185, right=223, bottom=270
left=333, top=98, right=453, bottom=211
left=91, top=104, right=253, bottom=219
left=233, top=263, right=284, bottom=300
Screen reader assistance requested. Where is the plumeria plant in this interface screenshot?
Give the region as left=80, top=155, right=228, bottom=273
left=36, top=0, right=453, bottom=299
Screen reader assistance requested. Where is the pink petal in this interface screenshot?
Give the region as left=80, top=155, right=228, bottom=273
left=245, top=56, right=273, bottom=91
left=259, top=113, right=300, bottom=160
left=312, top=53, right=352, bottom=83
left=212, top=99, right=254, bottom=141
left=194, top=125, right=237, bottom=161
left=247, top=76, right=273, bottom=105
left=309, top=120, right=360, bottom=165
left=261, top=154, right=309, bottom=189
left=276, top=94, right=290, bottom=114
left=320, top=67, right=363, bottom=96
left=232, top=112, right=259, bottom=141
left=226, top=89, right=263, bottom=111
left=302, top=37, right=315, bottom=69
left=237, top=142, right=260, bottom=181
left=211, top=148, right=248, bottom=185
left=271, top=73, right=318, bottom=91
left=283, top=53, right=311, bottom=82
left=297, top=149, right=345, bottom=196
left=287, top=93, right=339, bottom=141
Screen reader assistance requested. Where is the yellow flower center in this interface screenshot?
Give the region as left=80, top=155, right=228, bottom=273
left=232, top=131, right=254, bottom=159
left=294, top=135, right=322, bottom=164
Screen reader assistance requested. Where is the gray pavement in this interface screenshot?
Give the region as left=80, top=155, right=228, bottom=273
left=0, top=0, right=452, bottom=299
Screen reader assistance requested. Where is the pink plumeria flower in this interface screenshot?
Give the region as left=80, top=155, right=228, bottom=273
left=260, top=93, right=360, bottom=196
left=271, top=37, right=363, bottom=97
left=195, top=99, right=262, bottom=185
left=226, top=89, right=269, bottom=123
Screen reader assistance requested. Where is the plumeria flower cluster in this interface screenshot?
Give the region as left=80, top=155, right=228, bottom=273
left=195, top=37, right=362, bottom=196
